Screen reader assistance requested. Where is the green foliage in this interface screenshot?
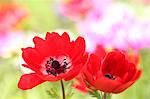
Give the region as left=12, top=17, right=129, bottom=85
left=89, top=90, right=101, bottom=99
left=46, top=88, right=60, bottom=99
left=66, top=81, right=74, bottom=99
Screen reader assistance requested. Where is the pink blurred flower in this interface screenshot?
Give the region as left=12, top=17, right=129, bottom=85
left=76, top=3, right=150, bottom=51
left=0, top=3, right=27, bottom=32
left=0, top=3, right=27, bottom=58
left=58, top=0, right=112, bottom=21
left=58, top=0, right=150, bottom=51
left=0, top=31, right=25, bottom=57
left=143, top=0, right=150, bottom=4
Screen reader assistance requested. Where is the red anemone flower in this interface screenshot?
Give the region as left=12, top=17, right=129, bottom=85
left=72, top=75, right=88, bottom=93
left=18, top=32, right=87, bottom=90
left=83, top=46, right=141, bottom=94
left=73, top=45, right=106, bottom=93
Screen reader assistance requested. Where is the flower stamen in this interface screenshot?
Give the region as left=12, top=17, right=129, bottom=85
left=104, top=73, right=116, bottom=80
left=43, top=57, right=71, bottom=76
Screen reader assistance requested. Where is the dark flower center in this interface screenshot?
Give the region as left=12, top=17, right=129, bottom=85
left=51, top=60, right=60, bottom=70
left=104, top=74, right=116, bottom=80
left=44, top=57, right=70, bottom=76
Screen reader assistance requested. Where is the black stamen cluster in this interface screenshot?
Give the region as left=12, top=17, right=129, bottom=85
left=45, top=57, right=69, bottom=76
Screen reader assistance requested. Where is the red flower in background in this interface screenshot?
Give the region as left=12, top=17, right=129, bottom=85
left=18, top=32, right=87, bottom=90
left=82, top=45, right=141, bottom=93
left=73, top=45, right=106, bottom=93
left=72, top=75, right=88, bottom=93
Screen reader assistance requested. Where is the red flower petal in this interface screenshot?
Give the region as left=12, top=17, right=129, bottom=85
left=73, top=52, right=88, bottom=66
left=72, top=75, right=88, bottom=93
left=73, top=84, right=88, bottom=93
left=18, top=73, right=45, bottom=90
left=65, top=53, right=88, bottom=81
left=33, top=36, right=55, bottom=57
left=38, top=74, right=63, bottom=82
left=70, top=37, right=85, bottom=63
left=101, top=51, right=127, bottom=77
left=33, top=32, right=70, bottom=57
left=87, top=54, right=101, bottom=76
left=113, top=70, right=141, bottom=93
left=22, top=47, right=44, bottom=71
left=22, top=64, right=42, bottom=74
left=131, top=70, right=142, bottom=81
left=94, top=45, right=107, bottom=61
left=33, top=36, right=45, bottom=48
left=92, top=73, right=122, bottom=93
left=56, top=32, right=70, bottom=51
left=127, top=53, right=140, bottom=65
left=64, top=64, right=83, bottom=81
left=44, top=32, right=61, bottom=56
left=45, top=32, right=60, bottom=40
left=113, top=81, right=133, bottom=94
left=124, top=63, right=136, bottom=82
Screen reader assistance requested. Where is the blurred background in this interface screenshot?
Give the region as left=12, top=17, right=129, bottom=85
left=0, top=0, right=150, bottom=99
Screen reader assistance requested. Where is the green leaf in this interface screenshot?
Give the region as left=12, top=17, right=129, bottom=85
left=106, top=94, right=112, bottom=99
left=66, top=81, right=74, bottom=99
left=89, top=90, right=101, bottom=99
left=46, top=88, right=60, bottom=99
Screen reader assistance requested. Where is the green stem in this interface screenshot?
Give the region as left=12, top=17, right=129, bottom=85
left=97, top=92, right=101, bottom=99
left=97, top=91, right=102, bottom=99
left=103, top=93, right=107, bottom=99
left=100, top=91, right=103, bottom=98
left=60, top=80, right=65, bottom=99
